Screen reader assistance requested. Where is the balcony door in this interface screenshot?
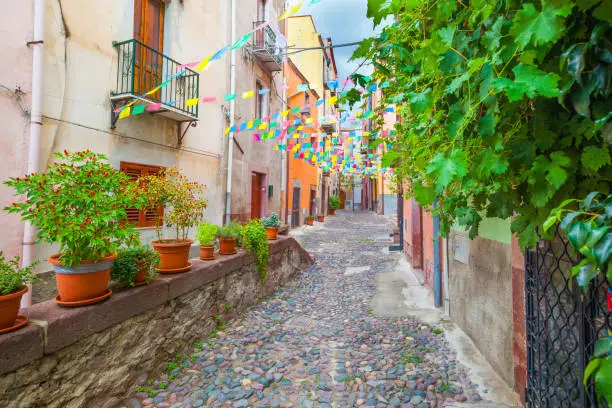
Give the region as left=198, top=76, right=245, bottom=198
left=134, top=0, right=165, bottom=96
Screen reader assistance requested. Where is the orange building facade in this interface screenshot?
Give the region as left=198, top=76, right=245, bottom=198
left=286, top=59, right=321, bottom=227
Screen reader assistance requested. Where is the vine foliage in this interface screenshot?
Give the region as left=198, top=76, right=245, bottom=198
left=352, top=0, right=611, bottom=250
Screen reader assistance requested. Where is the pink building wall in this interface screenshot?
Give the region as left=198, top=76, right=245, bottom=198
left=0, top=0, right=33, bottom=259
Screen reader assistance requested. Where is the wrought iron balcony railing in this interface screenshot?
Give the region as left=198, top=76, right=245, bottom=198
left=252, top=21, right=283, bottom=70
left=112, top=39, right=199, bottom=120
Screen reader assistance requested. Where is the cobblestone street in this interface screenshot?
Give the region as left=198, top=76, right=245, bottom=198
left=126, top=211, right=514, bottom=408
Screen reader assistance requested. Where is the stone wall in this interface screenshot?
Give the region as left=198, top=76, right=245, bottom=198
left=0, top=237, right=313, bottom=408
left=448, top=231, right=514, bottom=387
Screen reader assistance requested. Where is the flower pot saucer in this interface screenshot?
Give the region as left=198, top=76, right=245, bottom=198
left=219, top=250, right=238, bottom=256
left=157, top=263, right=192, bottom=275
left=133, top=281, right=148, bottom=287
left=200, top=256, right=216, bottom=261
left=55, top=289, right=112, bottom=307
left=0, top=315, right=29, bottom=335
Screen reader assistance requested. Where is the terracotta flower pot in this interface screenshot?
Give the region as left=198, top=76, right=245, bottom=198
left=219, top=238, right=237, bottom=255
left=0, top=286, right=28, bottom=330
left=306, top=218, right=314, bottom=226
left=49, top=253, right=115, bottom=304
left=329, top=209, right=336, bottom=215
left=317, top=215, right=325, bottom=222
left=133, top=262, right=149, bottom=285
left=265, top=227, right=279, bottom=240
left=199, top=245, right=215, bottom=260
left=151, top=239, right=193, bottom=274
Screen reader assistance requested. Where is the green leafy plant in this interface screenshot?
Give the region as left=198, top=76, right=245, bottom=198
left=4, top=150, right=142, bottom=267
left=218, top=221, right=243, bottom=240
left=306, top=215, right=315, bottom=221
left=0, top=253, right=38, bottom=296
left=329, top=196, right=341, bottom=210
left=139, top=167, right=208, bottom=242
left=350, top=0, right=610, bottom=250
left=262, top=213, right=281, bottom=228
left=195, top=221, right=218, bottom=246
left=242, top=219, right=269, bottom=281
left=110, top=245, right=160, bottom=287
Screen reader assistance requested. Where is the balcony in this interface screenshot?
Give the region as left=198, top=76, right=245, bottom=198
left=251, top=21, right=284, bottom=72
left=111, top=39, right=199, bottom=123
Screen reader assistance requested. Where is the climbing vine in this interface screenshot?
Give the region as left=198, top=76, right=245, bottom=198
left=348, top=0, right=610, bottom=250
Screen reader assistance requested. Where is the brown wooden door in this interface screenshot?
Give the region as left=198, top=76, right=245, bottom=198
left=251, top=172, right=264, bottom=219
left=309, top=188, right=316, bottom=216
left=339, top=191, right=346, bottom=209
left=120, top=162, right=164, bottom=227
left=134, top=0, right=164, bottom=96
left=291, top=187, right=301, bottom=227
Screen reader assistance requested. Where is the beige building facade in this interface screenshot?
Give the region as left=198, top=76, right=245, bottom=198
left=0, top=0, right=286, bottom=273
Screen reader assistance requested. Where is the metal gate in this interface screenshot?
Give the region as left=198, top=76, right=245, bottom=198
left=525, top=228, right=610, bottom=407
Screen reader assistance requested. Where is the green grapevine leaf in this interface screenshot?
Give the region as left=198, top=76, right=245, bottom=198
left=510, top=2, right=571, bottom=49
left=582, top=145, right=611, bottom=172
left=494, top=64, right=560, bottom=101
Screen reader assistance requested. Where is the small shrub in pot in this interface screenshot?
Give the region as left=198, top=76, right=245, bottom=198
left=111, top=246, right=159, bottom=288
left=218, top=221, right=243, bottom=255
left=262, top=213, right=280, bottom=240
left=196, top=221, right=218, bottom=260
left=0, top=252, right=37, bottom=331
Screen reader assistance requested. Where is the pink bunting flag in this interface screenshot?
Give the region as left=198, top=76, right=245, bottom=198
left=342, top=78, right=354, bottom=87
left=201, top=96, right=217, bottom=103
left=252, top=21, right=271, bottom=32
left=253, top=134, right=261, bottom=142
left=179, top=61, right=199, bottom=69
left=314, top=122, right=320, bottom=128
left=263, top=115, right=271, bottom=122
left=146, top=103, right=162, bottom=112
left=278, top=84, right=289, bottom=91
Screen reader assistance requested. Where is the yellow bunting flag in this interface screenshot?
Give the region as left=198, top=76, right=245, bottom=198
left=278, top=2, right=302, bottom=21
left=224, top=126, right=231, bottom=135
left=259, top=123, right=268, bottom=130
left=281, top=109, right=290, bottom=117
left=247, top=120, right=254, bottom=129
left=118, top=107, right=131, bottom=119
left=297, top=125, right=304, bottom=131
left=196, top=55, right=213, bottom=71
left=146, top=87, right=161, bottom=96
left=242, top=91, right=255, bottom=99
left=306, top=118, right=314, bottom=125
left=186, top=98, right=199, bottom=107
left=328, top=96, right=338, bottom=105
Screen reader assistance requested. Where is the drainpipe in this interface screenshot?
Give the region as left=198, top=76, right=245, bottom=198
left=443, top=235, right=451, bottom=317
left=281, top=1, right=288, bottom=225
left=433, top=198, right=442, bottom=308
left=224, top=0, right=237, bottom=225
left=21, top=0, right=46, bottom=309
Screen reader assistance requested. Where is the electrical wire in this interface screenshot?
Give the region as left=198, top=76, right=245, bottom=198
left=0, top=85, right=30, bottom=116
left=42, top=115, right=221, bottom=159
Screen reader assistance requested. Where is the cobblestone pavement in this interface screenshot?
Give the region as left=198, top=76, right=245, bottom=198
left=125, top=211, right=484, bottom=408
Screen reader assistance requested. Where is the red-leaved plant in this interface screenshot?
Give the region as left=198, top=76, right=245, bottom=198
left=3, top=150, right=142, bottom=267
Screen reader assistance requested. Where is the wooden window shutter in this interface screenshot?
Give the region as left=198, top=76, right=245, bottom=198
left=120, top=162, right=164, bottom=228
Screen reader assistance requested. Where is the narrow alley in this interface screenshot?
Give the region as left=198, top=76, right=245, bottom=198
left=125, top=212, right=518, bottom=408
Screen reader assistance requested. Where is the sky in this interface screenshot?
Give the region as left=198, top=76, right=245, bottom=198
left=296, top=0, right=380, bottom=83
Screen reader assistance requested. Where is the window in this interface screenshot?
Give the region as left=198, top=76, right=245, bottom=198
left=120, top=162, right=164, bottom=228
left=304, top=92, right=311, bottom=107
left=256, top=81, right=268, bottom=118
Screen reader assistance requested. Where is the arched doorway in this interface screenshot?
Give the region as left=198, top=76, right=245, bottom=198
left=339, top=190, right=346, bottom=209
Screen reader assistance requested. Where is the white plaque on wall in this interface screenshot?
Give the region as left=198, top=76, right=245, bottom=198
left=454, top=234, right=470, bottom=265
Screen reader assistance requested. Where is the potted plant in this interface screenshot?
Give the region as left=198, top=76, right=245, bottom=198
left=218, top=221, right=242, bottom=255
left=242, top=219, right=269, bottom=281
left=196, top=221, right=218, bottom=260
left=4, top=150, right=141, bottom=306
left=139, top=168, right=208, bottom=274
left=306, top=215, right=315, bottom=226
left=329, top=196, right=340, bottom=215
left=317, top=215, right=325, bottom=222
left=0, top=253, right=37, bottom=333
left=262, top=213, right=281, bottom=240
left=111, top=246, right=159, bottom=287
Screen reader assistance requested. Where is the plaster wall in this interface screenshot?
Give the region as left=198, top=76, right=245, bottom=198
left=0, top=0, right=34, bottom=259
left=448, top=230, right=514, bottom=387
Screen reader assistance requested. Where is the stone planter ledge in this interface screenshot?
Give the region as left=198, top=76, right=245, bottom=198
left=0, top=236, right=313, bottom=376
